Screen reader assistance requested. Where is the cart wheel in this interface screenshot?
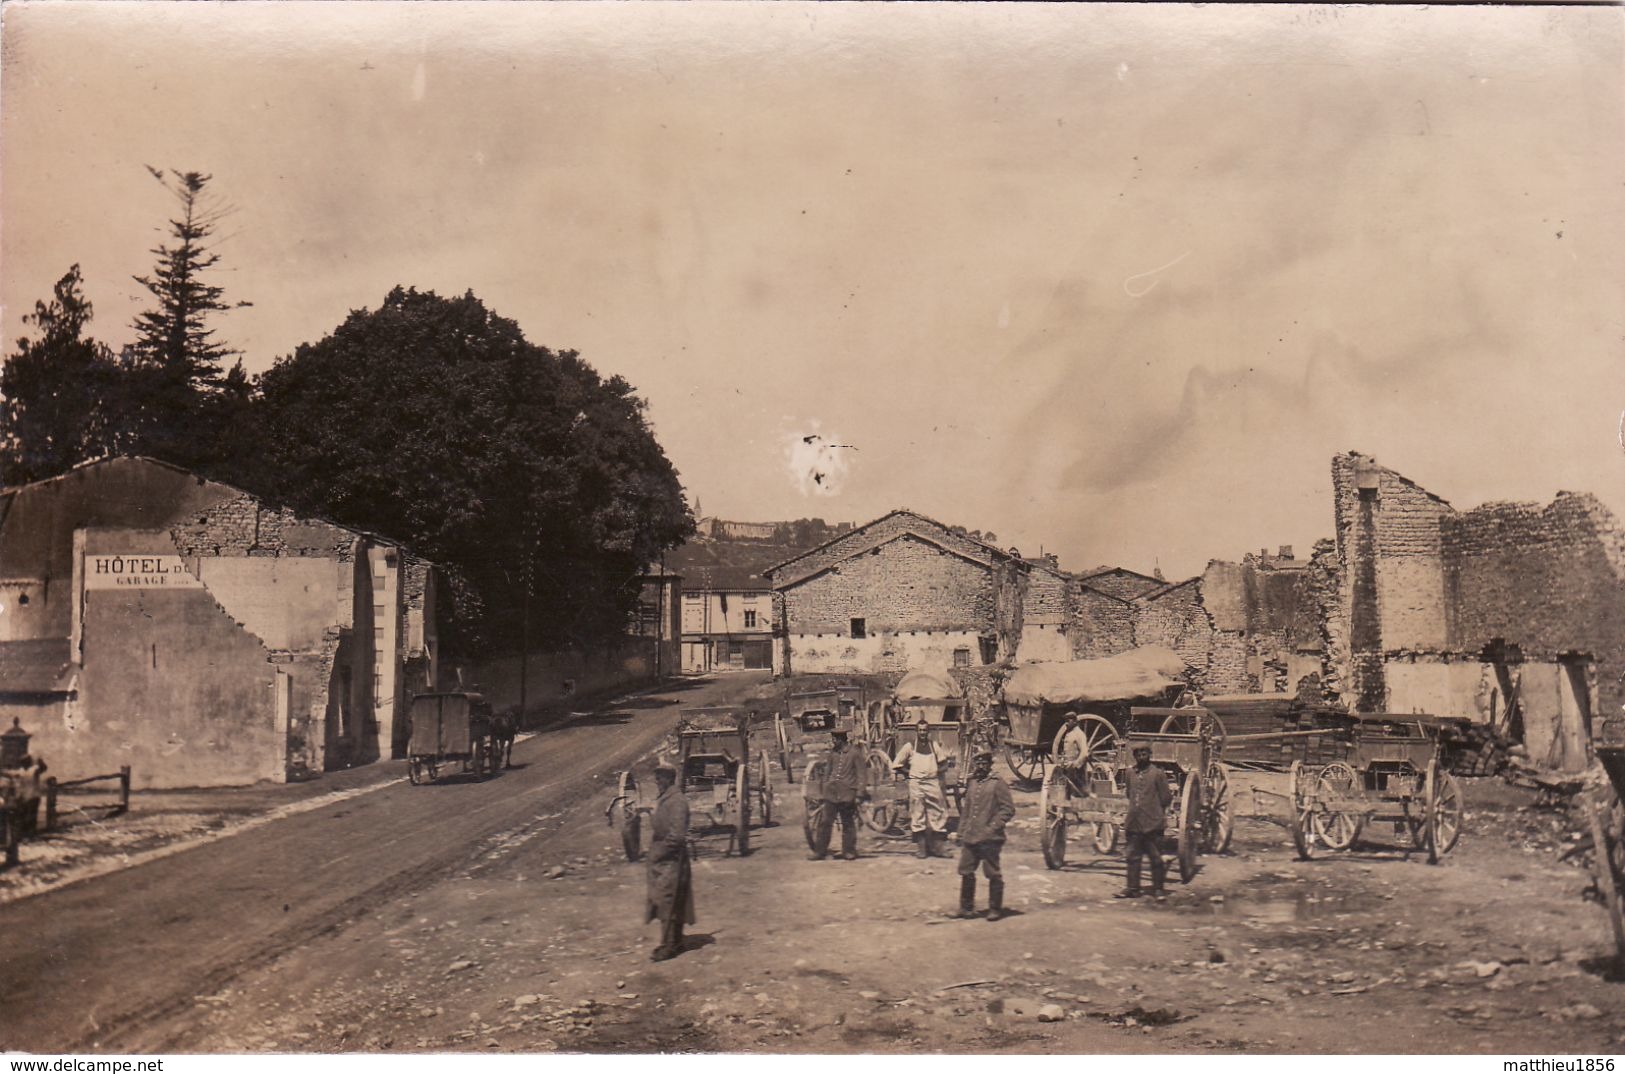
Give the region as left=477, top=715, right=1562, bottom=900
left=756, top=750, right=775, bottom=827
left=1159, top=710, right=1229, bottom=755
left=408, top=758, right=426, bottom=786
left=1002, top=743, right=1044, bottom=787
left=860, top=750, right=895, bottom=833
left=1177, top=775, right=1200, bottom=883
left=803, top=759, right=829, bottom=851
left=1076, top=714, right=1119, bottom=763
left=1310, top=762, right=1361, bottom=851
left=1424, top=761, right=1463, bottom=863
left=614, top=772, right=642, bottom=862
left=476, top=740, right=492, bottom=781
left=1203, top=762, right=1234, bottom=854
left=776, top=717, right=796, bottom=785
left=1039, top=767, right=1067, bottom=870
left=735, top=766, right=751, bottom=855
left=1288, top=761, right=1314, bottom=860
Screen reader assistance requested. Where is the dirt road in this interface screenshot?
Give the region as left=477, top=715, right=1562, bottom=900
left=0, top=675, right=752, bottom=1053
left=6, top=676, right=1624, bottom=1055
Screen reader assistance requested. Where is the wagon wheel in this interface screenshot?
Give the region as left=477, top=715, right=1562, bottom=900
left=408, top=757, right=427, bottom=786
left=614, top=772, right=642, bottom=862
left=1159, top=710, right=1228, bottom=757
left=1310, top=762, right=1362, bottom=851
left=1039, top=766, right=1068, bottom=870
left=476, top=740, right=494, bottom=781
left=1002, top=743, right=1044, bottom=787
left=860, top=749, right=896, bottom=833
left=1202, top=762, right=1234, bottom=854
left=756, top=750, right=774, bottom=827
left=1424, top=760, right=1463, bottom=864
left=776, top=716, right=796, bottom=785
left=1176, top=774, right=1200, bottom=883
left=1288, top=760, right=1315, bottom=860
left=735, top=766, right=751, bottom=856
left=802, top=758, right=829, bottom=851
left=1083, top=760, right=1120, bottom=853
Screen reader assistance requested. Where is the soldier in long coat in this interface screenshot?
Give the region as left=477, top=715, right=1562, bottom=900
left=645, top=762, right=695, bottom=962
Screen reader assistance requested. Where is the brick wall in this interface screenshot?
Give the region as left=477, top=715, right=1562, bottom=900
left=770, top=510, right=998, bottom=588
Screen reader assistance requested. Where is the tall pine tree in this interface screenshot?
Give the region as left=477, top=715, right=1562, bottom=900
left=126, top=169, right=252, bottom=468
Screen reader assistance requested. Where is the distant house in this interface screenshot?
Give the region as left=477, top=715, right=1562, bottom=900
left=0, top=456, right=441, bottom=788
left=766, top=509, right=1060, bottom=676
left=676, top=564, right=774, bottom=673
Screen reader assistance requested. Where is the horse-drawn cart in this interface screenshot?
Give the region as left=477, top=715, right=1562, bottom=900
left=1287, top=715, right=1463, bottom=863
left=775, top=686, right=866, bottom=783
left=1039, top=706, right=1232, bottom=881
left=1586, top=713, right=1625, bottom=973
left=407, top=691, right=499, bottom=785
left=608, top=707, right=774, bottom=860
left=860, top=669, right=973, bottom=835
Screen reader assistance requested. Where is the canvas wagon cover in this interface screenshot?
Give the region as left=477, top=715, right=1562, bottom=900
left=893, top=669, right=963, bottom=701
left=1001, top=646, right=1188, bottom=707
left=409, top=695, right=472, bottom=756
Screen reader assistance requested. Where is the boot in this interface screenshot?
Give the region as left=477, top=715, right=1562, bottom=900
left=985, top=879, right=1007, bottom=922
left=954, top=875, right=979, bottom=918
left=913, top=833, right=929, bottom=859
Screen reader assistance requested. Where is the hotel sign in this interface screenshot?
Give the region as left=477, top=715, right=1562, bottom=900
left=85, top=554, right=204, bottom=590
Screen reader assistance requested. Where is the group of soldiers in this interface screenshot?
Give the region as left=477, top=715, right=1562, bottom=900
left=641, top=708, right=1178, bottom=962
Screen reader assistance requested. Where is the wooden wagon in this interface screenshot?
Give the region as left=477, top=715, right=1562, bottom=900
left=607, top=707, right=773, bottom=860
left=999, top=646, right=1190, bottom=785
left=1287, top=715, right=1463, bottom=863
left=775, top=685, right=866, bottom=783
left=407, top=691, right=499, bottom=784
left=861, top=669, right=974, bottom=834
left=1039, top=707, right=1232, bottom=881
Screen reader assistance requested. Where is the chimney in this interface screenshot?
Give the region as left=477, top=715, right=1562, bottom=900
left=1278, top=545, right=1294, bottom=560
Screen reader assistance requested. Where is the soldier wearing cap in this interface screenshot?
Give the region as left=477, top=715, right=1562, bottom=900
left=646, top=760, right=695, bottom=961
left=955, top=748, right=1016, bottom=921
left=891, top=717, right=953, bottom=858
left=1117, top=743, right=1173, bottom=900
left=809, top=725, right=867, bottom=861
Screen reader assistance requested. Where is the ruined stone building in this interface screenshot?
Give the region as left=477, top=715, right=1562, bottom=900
left=1320, top=452, right=1625, bottom=771
left=0, top=457, right=441, bottom=788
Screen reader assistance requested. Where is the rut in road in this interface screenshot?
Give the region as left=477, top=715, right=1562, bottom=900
left=77, top=721, right=671, bottom=1053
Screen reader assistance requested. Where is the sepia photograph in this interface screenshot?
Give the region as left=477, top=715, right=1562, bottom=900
left=1, top=0, right=1622, bottom=1059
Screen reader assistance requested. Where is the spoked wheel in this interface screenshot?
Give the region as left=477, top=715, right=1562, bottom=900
left=757, top=750, right=775, bottom=827
left=776, top=717, right=797, bottom=785
left=1288, top=760, right=1315, bottom=860
left=408, top=757, right=427, bottom=785
left=475, top=740, right=493, bottom=781
left=1003, top=743, right=1044, bottom=787
left=1425, top=760, right=1463, bottom=864
left=803, top=759, right=829, bottom=851
left=1039, top=767, right=1068, bottom=869
left=1160, top=710, right=1228, bottom=757
left=1311, top=762, right=1362, bottom=851
left=1176, top=774, right=1201, bottom=883
left=1076, top=714, right=1119, bottom=764
left=860, top=749, right=896, bottom=833
left=614, top=772, right=642, bottom=861
left=735, top=766, right=751, bottom=856
left=1202, top=762, right=1234, bottom=854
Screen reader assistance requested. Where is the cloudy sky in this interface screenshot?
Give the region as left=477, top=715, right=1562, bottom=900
left=3, top=2, right=1620, bottom=578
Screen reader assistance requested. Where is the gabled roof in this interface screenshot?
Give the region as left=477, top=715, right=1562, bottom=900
left=1077, top=565, right=1163, bottom=585
left=1133, top=577, right=1200, bottom=602
left=765, top=508, right=1013, bottom=587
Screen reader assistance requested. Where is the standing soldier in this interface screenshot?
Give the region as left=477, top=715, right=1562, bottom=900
left=955, top=748, right=1016, bottom=921
left=1117, top=744, right=1173, bottom=900
left=892, top=717, right=954, bottom=858
left=809, top=726, right=866, bottom=861
left=646, top=761, right=695, bottom=961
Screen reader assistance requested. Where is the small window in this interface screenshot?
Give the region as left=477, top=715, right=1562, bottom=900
left=953, top=647, right=971, bottom=668
left=744, top=610, right=757, bottom=628
left=850, top=617, right=866, bottom=639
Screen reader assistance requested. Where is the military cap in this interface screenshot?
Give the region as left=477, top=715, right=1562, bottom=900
left=653, top=760, right=678, bottom=776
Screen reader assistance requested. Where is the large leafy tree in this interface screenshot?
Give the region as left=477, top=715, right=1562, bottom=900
left=253, top=286, right=693, bottom=654
left=0, top=265, right=122, bottom=485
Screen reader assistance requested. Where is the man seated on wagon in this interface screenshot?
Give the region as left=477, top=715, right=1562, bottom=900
left=1054, top=711, right=1091, bottom=789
